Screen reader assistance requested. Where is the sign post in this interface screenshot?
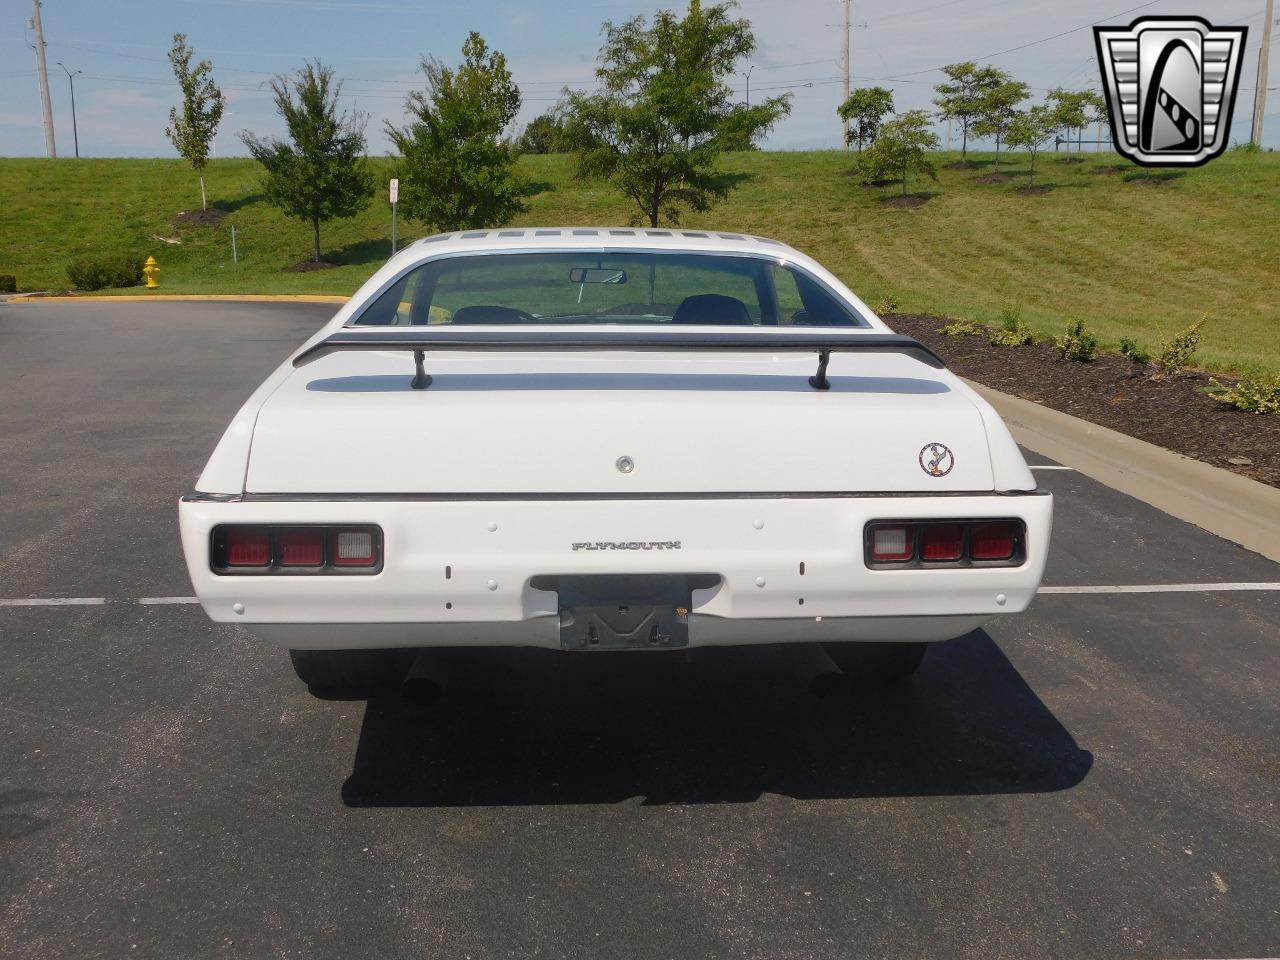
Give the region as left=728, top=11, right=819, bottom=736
left=389, top=178, right=399, bottom=255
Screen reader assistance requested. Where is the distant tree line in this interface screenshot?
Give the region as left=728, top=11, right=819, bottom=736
left=837, top=64, right=1107, bottom=194
left=165, top=2, right=789, bottom=258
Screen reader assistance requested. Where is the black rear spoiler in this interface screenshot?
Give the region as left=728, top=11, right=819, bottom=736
left=291, top=327, right=947, bottom=391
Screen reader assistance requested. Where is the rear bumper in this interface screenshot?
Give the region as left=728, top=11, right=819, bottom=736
left=178, top=491, right=1052, bottom=649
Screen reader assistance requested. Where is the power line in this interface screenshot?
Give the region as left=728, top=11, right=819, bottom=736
left=875, top=0, right=1166, bottom=80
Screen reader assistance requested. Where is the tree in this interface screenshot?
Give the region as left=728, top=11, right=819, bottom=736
left=837, top=86, right=894, bottom=152
left=518, top=107, right=571, bottom=154
left=857, top=110, right=940, bottom=196
left=1005, top=105, right=1057, bottom=187
left=164, top=33, right=225, bottom=210
left=933, top=62, right=1005, bottom=162
left=1047, top=88, right=1107, bottom=152
left=241, top=62, right=374, bottom=262
left=564, top=0, right=790, bottom=227
left=972, top=79, right=1029, bottom=170
left=387, top=33, right=526, bottom=232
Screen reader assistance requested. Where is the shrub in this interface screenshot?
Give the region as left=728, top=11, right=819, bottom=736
left=874, top=294, right=900, bottom=314
left=990, top=306, right=1033, bottom=347
left=1056, top=318, right=1098, bottom=362
left=0, top=274, right=15, bottom=293
left=66, top=255, right=145, bottom=291
left=1152, top=318, right=1205, bottom=379
left=1119, top=336, right=1151, bottom=365
left=940, top=318, right=985, bottom=338
left=1208, top=376, right=1280, bottom=415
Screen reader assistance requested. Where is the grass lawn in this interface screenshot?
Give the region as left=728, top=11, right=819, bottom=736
left=1, top=149, right=1277, bottom=374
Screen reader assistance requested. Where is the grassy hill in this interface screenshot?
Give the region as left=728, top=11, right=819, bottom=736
left=1, top=150, right=1277, bottom=374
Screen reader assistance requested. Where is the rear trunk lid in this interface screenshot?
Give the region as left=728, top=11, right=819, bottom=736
left=245, top=350, right=994, bottom=494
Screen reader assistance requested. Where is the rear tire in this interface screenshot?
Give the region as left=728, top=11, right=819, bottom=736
left=288, top=648, right=411, bottom=697
left=823, top=641, right=928, bottom=684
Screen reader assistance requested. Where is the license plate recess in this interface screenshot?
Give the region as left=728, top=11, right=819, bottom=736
left=530, top=574, right=720, bottom=651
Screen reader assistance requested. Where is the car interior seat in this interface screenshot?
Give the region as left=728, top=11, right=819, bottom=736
left=670, top=294, right=752, bottom=326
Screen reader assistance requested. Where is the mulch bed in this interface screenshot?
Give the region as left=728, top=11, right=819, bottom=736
left=943, top=160, right=981, bottom=170
left=285, top=260, right=340, bottom=273
left=973, top=172, right=1013, bottom=184
left=1013, top=185, right=1053, bottom=195
left=888, top=314, right=1280, bottom=488
left=173, top=208, right=228, bottom=228
left=881, top=195, right=931, bottom=209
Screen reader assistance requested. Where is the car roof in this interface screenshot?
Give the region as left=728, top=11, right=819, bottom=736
left=412, top=227, right=799, bottom=257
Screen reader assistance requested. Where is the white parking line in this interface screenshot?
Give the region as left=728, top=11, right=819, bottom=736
left=0, top=597, right=108, bottom=607
left=1030, top=465, right=1075, bottom=471
left=1039, top=583, right=1280, bottom=594
left=0, top=597, right=194, bottom=607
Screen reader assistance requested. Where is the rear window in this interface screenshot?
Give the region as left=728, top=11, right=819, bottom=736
left=350, top=252, right=866, bottom=328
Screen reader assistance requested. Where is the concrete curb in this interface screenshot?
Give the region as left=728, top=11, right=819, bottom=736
left=966, top=379, right=1280, bottom=565
left=5, top=293, right=349, bottom=304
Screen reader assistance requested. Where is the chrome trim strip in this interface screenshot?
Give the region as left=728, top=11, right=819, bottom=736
left=184, top=489, right=1050, bottom=504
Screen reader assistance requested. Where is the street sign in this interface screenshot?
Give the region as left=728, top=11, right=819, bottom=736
left=389, top=178, right=399, bottom=204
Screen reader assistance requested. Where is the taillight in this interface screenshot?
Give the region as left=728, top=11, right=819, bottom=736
left=865, top=519, right=1023, bottom=568
left=279, top=528, right=324, bottom=567
left=920, top=523, right=963, bottom=561
left=870, top=524, right=914, bottom=562
left=211, top=525, right=381, bottom=574
left=970, top=521, right=1015, bottom=561
left=225, top=527, right=270, bottom=566
left=332, top=529, right=377, bottom=567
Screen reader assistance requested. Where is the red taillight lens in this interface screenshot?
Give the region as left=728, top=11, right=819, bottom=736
left=870, top=525, right=914, bottom=562
left=331, top=529, right=377, bottom=566
left=971, top=521, right=1016, bottom=561
left=278, top=529, right=324, bottom=566
left=920, top=523, right=964, bottom=561
left=225, top=527, right=270, bottom=566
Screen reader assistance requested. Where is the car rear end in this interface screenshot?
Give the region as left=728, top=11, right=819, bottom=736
left=178, top=231, right=1051, bottom=683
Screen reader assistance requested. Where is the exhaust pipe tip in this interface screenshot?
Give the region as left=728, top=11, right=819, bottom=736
left=401, top=648, right=446, bottom=706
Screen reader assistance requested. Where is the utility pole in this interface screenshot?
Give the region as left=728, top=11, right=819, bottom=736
left=1252, top=0, right=1274, bottom=146
left=742, top=64, right=754, bottom=106
left=31, top=0, right=56, bottom=158
left=56, top=62, right=80, bottom=157
left=841, top=0, right=851, bottom=148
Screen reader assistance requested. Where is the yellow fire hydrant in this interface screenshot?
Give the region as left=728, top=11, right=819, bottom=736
left=143, top=256, right=159, bottom=289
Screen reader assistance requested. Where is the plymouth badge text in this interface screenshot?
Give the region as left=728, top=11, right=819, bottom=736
left=572, top=541, right=682, bottom=551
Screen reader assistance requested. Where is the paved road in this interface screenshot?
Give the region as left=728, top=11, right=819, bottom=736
left=2, top=300, right=1278, bottom=960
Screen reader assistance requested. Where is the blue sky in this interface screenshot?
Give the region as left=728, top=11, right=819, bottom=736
left=2, top=0, right=1275, bottom=157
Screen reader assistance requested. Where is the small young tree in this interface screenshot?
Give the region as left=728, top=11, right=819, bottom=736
left=564, top=1, right=790, bottom=227
left=837, top=86, right=895, bottom=152
left=241, top=62, right=374, bottom=262
left=858, top=110, right=939, bottom=196
left=972, top=78, right=1030, bottom=170
left=1047, top=88, right=1107, bottom=152
left=164, top=33, right=225, bottom=210
left=1005, top=105, right=1057, bottom=187
left=387, top=33, right=526, bottom=232
left=933, top=62, right=1005, bottom=162
left=518, top=107, right=571, bottom=154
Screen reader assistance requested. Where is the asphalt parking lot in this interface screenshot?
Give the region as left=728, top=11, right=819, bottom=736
left=2, top=299, right=1278, bottom=960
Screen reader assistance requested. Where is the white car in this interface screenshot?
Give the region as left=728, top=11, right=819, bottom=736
left=179, top=228, right=1052, bottom=694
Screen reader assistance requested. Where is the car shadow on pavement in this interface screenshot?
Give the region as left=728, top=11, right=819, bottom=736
left=341, top=630, right=1092, bottom=807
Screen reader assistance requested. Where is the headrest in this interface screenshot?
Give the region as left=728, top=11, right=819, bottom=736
left=671, top=294, right=751, bottom=326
